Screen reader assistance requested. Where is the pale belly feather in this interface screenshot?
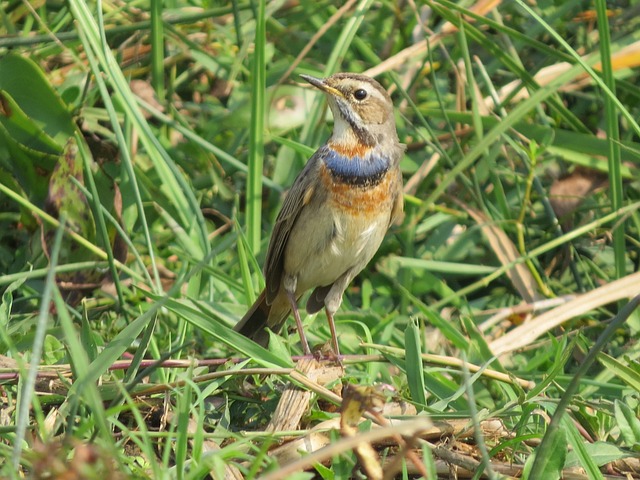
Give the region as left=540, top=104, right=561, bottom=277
left=286, top=207, right=389, bottom=294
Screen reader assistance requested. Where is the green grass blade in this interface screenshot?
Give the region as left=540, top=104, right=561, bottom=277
left=614, top=400, right=640, bottom=447
left=595, top=0, right=625, bottom=280
left=561, top=415, right=604, bottom=480
left=12, top=218, right=65, bottom=469
left=150, top=0, right=165, bottom=102
left=246, top=0, right=266, bottom=254
left=597, top=352, right=640, bottom=392
left=404, top=318, right=427, bottom=408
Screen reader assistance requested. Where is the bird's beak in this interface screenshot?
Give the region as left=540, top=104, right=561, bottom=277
left=300, top=74, right=344, bottom=98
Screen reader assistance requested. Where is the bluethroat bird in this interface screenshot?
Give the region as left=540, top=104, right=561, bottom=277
left=234, top=72, right=404, bottom=356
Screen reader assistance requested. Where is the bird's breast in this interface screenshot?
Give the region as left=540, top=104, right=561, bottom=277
left=323, top=143, right=390, bottom=187
left=320, top=154, right=397, bottom=218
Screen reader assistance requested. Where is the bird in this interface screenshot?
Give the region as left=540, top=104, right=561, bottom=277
left=234, top=72, right=404, bottom=357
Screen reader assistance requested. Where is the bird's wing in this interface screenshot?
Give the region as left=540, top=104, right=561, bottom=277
left=264, top=148, right=325, bottom=304
left=389, top=167, right=404, bottom=226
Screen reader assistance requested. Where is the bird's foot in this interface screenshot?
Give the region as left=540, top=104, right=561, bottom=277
left=311, top=342, right=344, bottom=367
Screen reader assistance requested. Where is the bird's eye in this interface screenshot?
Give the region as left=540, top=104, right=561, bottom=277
left=353, top=89, right=368, bottom=100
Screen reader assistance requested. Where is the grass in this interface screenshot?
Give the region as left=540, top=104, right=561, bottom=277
left=1, top=0, right=640, bottom=479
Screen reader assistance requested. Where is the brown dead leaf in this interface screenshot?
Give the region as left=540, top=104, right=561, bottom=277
left=485, top=40, right=640, bottom=108
left=455, top=201, right=543, bottom=303
left=269, top=430, right=332, bottom=466
left=340, top=385, right=388, bottom=480
left=263, top=419, right=432, bottom=480
left=489, top=272, right=640, bottom=356
left=549, top=166, right=608, bottom=220
left=119, top=43, right=152, bottom=69
left=130, top=79, right=164, bottom=119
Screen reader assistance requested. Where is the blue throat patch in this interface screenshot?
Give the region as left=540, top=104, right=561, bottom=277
left=323, top=147, right=389, bottom=186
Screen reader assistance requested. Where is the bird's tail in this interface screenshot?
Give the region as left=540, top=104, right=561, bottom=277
left=234, top=289, right=291, bottom=348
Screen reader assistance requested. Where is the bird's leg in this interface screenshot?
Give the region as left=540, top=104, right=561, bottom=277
left=325, top=307, right=341, bottom=358
left=286, top=290, right=311, bottom=355
left=322, top=276, right=352, bottom=360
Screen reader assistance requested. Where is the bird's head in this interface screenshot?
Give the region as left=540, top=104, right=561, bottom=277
left=301, top=73, right=397, bottom=147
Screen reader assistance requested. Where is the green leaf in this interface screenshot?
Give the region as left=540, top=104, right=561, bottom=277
left=422, top=308, right=468, bottom=351
left=47, top=139, right=96, bottom=241
left=614, top=400, right=640, bottom=448
left=597, top=352, right=640, bottom=392
left=0, top=89, right=61, bottom=154
left=386, top=256, right=496, bottom=276
left=271, top=134, right=316, bottom=158
left=0, top=277, right=24, bottom=329
left=562, top=416, right=604, bottom=479
left=0, top=54, right=75, bottom=149
left=246, top=0, right=266, bottom=255
left=0, top=91, right=60, bottom=206
left=161, top=296, right=293, bottom=368
left=565, top=440, right=633, bottom=468
left=523, top=427, right=567, bottom=480
left=461, top=315, right=501, bottom=367
left=80, top=312, right=99, bottom=363
left=404, top=318, right=427, bottom=408
left=43, top=334, right=65, bottom=364
left=0, top=54, right=77, bottom=215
